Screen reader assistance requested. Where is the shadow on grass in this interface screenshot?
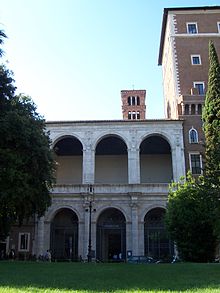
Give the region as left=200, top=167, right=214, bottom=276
left=0, top=261, right=220, bottom=292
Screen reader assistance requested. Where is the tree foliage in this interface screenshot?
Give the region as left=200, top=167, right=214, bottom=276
left=0, top=31, right=55, bottom=239
left=165, top=173, right=217, bottom=262
left=0, top=30, right=7, bottom=57
left=202, top=40, right=220, bottom=188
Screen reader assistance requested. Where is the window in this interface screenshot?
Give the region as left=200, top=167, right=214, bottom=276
left=189, top=128, right=198, bottom=143
left=191, top=104, right=195, bottom=115
left=193, top=82, right=205, bottom=95
left=128, top=97, right=131, bottom=106
left=187, top=23, right=198, bottom=34
left=198, top=104, right=202, bottom=115
left=191, top=55, right=201, bottom=65
left=128, top=111, right=140, bottom=120
left=127, top=96, right=140, bottom=106
left=18, top=233, right=30, bottom=252
left=189, top=153, right=202, bottom=175
left=184, top=104, right=189, bottom=115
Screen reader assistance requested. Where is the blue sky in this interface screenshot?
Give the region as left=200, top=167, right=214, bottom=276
left=0, top=0, right=219, bottom=121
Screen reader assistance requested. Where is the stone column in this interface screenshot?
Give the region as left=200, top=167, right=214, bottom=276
left=83, top=148, right=95, bottom=184
left=189, top=104, right=192, bottom=115
left=78, top=220, right=84, bottom=258
left=171, top=134, right=185, bottom=182
left=37, top=216, right=45, bottom=257
left=195, top=104, right=198, bottom=115
left=139, top=220, right=145, bottom=255
left=131, top=202, right=139, bottom=255
left=128, top=148, right=140, bottom=184
left=83, top=205, right=89, bottom=260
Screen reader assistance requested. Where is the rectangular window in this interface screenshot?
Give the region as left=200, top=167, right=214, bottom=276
left=187, top=23, right=198, bottom=34
left=189, top=154, right=202, bottom=175
left=18, top=233, right=30, bottom=252
left=218, top=22, right=220, bottom=33
left=191, top=55, right=201, bottom=65
left=193, top=82, right=205, bottom=95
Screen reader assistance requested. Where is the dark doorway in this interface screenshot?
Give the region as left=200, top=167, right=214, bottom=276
left=96, top=208, right=126, bottom=262
left=144, top=208, right=173, bottom=261
left=50, top=209, right=78, bottom=261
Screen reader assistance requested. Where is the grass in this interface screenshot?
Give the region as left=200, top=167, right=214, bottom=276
left=0, top=261, right=220, bottom=293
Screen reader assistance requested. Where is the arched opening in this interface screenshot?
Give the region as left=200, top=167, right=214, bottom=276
left=185, top=104, right=189, bottom=115
left=140, top=135, right=173, bottom=183
left=144, top=208, right=173, bottom=260
left=95, top=136, right=128, bottom=183
left=53, top=136, right=83, bottom=184
left=96, top=208, right=126, bottom=262
left=191, top=104, right=195, bottom=114
left=50, top=208, right=78, bottom=261
left=189, top=128, right=198, bottom=143
left=198, top=104, right=202, bottom=115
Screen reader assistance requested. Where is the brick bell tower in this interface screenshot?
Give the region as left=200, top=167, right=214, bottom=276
left=121, top=89, right=146, bottom=120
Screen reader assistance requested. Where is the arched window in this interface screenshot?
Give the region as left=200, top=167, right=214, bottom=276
left=127, top=97, right=131, bottom=106
left=191, top=104, right=195, bottom=115
left=185, top=104, right=189, bottom=115
left=189, top=127, right=198, bottom=143
left=198, top=104, right=202, bottom=115
left=128, top=111, right=131, bottom=119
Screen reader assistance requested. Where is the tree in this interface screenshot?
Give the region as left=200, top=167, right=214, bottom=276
left=0, top=32, right=55, bottom=239
left=165, top=173, right=217, bottom=262
left=202, top=40, right=220, bottom=189
left=0, top=30, right=7, bottom=57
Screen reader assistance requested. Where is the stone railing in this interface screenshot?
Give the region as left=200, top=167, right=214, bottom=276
left=51, top=183, right=169, bottom=195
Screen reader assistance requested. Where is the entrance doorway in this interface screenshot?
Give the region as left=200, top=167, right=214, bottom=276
left=96, top=208, right=126, bottom=262
left=50, top=208, right=78, bottom=261
left=144, top=208, right=173, bottom=260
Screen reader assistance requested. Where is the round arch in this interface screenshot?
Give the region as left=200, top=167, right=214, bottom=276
left=94, top=205, right=130, bottom=223
left=144, top=208, right=173, bottom=260
left=138, top=133, right=172, bottom=151
left=53, top=135, right=83, bottom=184
left=50, top=208, right=79, bottom=261
left=139, top=134, right=173, bottom=183
left=95, top=134, right=128, bottom=184
left=46, top=205, right=82, bottom=223
left=94, top=132, right=128, bottom=151
left=96, top=208, right=126, bottom=262
left=52, top=134, right=85, bottom=151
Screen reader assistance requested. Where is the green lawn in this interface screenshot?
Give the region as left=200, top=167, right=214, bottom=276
left=0, top=261, right=220, bottom=293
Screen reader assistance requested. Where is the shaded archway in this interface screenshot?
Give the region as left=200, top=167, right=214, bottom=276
left=50, top=208, right=78, bottom=260
left=95, top=135, right=128, bottom=183
left=144, top=208, right=173, bottom=260
left=140, top=135, right=173, bottom=183
left=53, top=136, right=83, bottom=184
left=96, top=208, right=126, bottom=262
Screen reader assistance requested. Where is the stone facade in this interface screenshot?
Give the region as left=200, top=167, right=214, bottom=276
left=36, top=120, right=184, bottom=260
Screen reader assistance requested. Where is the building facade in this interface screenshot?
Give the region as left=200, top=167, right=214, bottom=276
left=158, top=6, right=220, bottom=174
left=2, top=6, right=220, bottom=261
